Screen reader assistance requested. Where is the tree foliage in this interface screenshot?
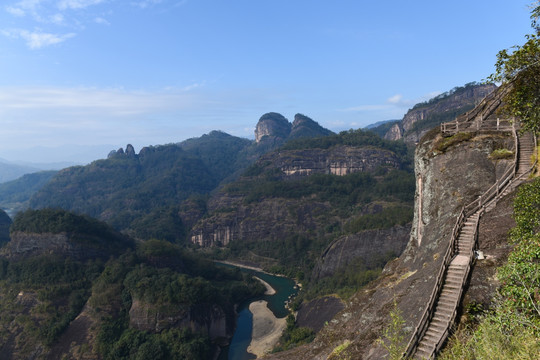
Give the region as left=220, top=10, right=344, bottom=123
left=488, top=4, right=540, bottom=133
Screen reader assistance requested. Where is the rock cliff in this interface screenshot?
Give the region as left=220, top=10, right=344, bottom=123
left=312, top=224, right=410, bottom=280
left=383, top=83, right=497, bottom=144
left=270, top=146, right=401, bottom=178
left=3, top=230, right=133, bottom=261
left=129, top=299, right=232, bottom=340
left=254, top=112, right=334, bottom=144
left=255, top=112, right=292, bottom=143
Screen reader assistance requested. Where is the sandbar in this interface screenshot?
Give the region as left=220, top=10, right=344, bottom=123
left=247, top=300, right=286, bottom=358
left=253, top=276, right=276, bottom=295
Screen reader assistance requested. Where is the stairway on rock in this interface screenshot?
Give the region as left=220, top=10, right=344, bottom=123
left=412, top=214, right=479, bottom=360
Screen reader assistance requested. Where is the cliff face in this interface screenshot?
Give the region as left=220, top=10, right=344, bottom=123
left=254, top=112, right=334, bottom=144
left=383, top=83, right=497, bottom=144
left=2, top=231, right=128, bottom=261
left=191, top=197, right=331, bottom=248
left=312, top=225, right=410, bottom=280
left=269, top=146, right=400, bottom=178
left=129, top=299, right=231, bottom=340
left=266, top=129, right=515, bottom=359
left=255, top=113, right=292, bottom=143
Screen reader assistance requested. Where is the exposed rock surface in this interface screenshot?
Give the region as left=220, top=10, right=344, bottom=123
left=2, top=231, right=126, bottom=261
left=265, top=129, right=515, bottom=359
left=383, top=123, right=403, bottom=141
left=255, top=113, right=292, bottom=143
left=269, top=146, right=401, bottom=178
left=254, top=112, right=334, bottom=144
left=129, top=298, right=232, bottom=340
left=312, top=224, right=411, bottom=279
left=295, top=296, right=345, bottom=332
left=191, top=197, right=330, bottom=247
left=383, top=83, right=497, bottom=144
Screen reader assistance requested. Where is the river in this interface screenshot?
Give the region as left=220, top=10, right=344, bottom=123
left=216, top=264, right=298, bottom=360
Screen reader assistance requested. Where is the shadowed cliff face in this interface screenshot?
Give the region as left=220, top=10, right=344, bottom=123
left=264, top=130, right=514, bottom=360
left=129, top=299, right=232, bottom=339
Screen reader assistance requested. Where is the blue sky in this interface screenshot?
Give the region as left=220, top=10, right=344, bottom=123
left=0, top=0, right=535, bottom=164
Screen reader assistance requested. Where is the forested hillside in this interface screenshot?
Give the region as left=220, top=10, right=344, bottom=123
left=0, top=209, right=263, bottom=359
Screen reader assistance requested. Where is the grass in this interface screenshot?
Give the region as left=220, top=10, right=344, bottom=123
left=433, top=132, right=474, bottom=153
left=489, top=148, right=514, bottom=160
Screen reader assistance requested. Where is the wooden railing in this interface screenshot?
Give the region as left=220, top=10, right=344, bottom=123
left=440, top=84, right=513, bottom=135
left=403, top=125, right=532, bottom=359
left=431, top=214, right=480, bottom=356
left=402, top=209, right=466, bottom=358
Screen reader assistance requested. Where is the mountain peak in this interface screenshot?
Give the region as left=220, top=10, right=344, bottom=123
left=290, top=113, right=334, bottom=139
left=254, top=112, right=292, bottom=143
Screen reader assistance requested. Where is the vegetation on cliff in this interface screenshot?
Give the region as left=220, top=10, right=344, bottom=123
left=488, top=6, right=540, bottom=133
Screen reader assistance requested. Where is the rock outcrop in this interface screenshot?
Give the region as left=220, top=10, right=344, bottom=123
left=255, top=113, right=292, bottom=143
left=383, top=123, right=403, bottom=141
left=254, top=112, right=334, bottom=144
left=270, top=146, right=401, bottom=178
left=312, top=224, right=411, bottom=279
left=3, top=231, right=130, bottom=261
left=129, top=299, right=232, bottom=340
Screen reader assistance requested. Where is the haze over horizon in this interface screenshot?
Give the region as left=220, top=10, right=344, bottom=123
left=0, top=0, right=534, bottom=164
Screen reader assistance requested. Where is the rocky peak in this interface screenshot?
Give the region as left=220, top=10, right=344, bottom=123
left=254, top=112, right=292, bottom=143
left=125, top=144, right=136, bottom=157
left=290, top=113, right=334, bottom=139
left=108, top=144, right=137, bottom=159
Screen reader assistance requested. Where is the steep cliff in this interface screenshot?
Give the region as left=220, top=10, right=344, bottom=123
left=265, top=127, right=515, bottom=359
left=382, top=83, right=497, bottom=143
left=312, top=225, right=410, bottom=280
left=129, top=299, right=232, bottom=340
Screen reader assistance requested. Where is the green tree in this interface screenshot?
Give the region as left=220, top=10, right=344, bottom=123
left=488, top=3, right=540, bottom=133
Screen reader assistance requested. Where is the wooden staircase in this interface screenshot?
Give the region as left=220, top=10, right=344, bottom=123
left=404, top=114, right=537, bottom=359
left=413, top=214, right=479, bottom=359
left=517, top=132, right=535, bottom=176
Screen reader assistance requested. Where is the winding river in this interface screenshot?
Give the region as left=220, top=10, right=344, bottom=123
left=217, top=264, right=298, bottom=360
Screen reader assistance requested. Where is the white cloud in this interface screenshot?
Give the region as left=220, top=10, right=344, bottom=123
left=131, top=0, right=164, bottom=9
left=6, top=6, right=26, bottom=16
left=57, top=0, right=106, bottom=11
left=387, top=94, right=403, bottom=104
left=2, top=28, right=76, bottom=49
left=94, top=16, right=110, bottom=25
left=50, top=13, right=64, bottom=24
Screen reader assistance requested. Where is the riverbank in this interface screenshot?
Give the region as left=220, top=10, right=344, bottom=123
left=254, top=276, right=276, bottom=295
left=247, top=300, right=286, bottom=358
left=216, top=260, right=264, bottom=272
